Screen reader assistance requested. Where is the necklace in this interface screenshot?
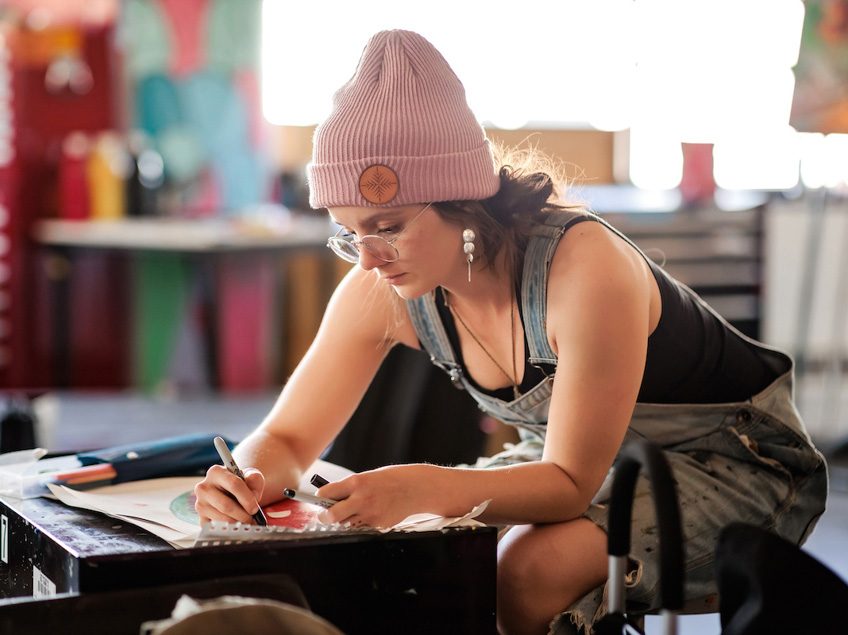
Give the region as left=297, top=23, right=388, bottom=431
left=444, top=288, right=521, bottom=401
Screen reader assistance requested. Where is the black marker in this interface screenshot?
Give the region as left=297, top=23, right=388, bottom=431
left=310, top=473, right=330, bottom=488
left=283, top=488, right=338, bottom=509
left=213, top=436, right=268, bottom=526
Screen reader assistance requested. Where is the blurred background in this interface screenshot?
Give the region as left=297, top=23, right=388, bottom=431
left=0, top=0, right=846, bottom=468
left=0, top=3, right=846, bottom=630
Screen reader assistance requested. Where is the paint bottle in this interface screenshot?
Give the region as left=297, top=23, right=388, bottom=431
left=57, top=132, right=90, bottom=220
left=87, top=131, right=130, bottom=220
left=126, top=130, right=163, bottom=216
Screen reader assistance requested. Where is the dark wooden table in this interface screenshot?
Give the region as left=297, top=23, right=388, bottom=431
left=0, top=495, right=497, bottom=634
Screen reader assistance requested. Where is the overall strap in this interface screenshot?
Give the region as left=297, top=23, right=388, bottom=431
left=521, top=210, right=597, bottom=365
left=408, top=209, right=601, bottom=377
left=406, top=292, right=465, bottom=388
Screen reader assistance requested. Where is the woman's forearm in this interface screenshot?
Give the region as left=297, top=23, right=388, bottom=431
left=426, top=461, right=595, bottom=526
left=232, top=428, right=305, bottom=505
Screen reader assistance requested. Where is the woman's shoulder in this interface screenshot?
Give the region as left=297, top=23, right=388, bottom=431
left=545, top=215, right=652, bottom=303
left=539, top=217, right=655, bottom=357
left=546, top=216, right=605, bottom=270
left=526, top=208, right=593, bottom=233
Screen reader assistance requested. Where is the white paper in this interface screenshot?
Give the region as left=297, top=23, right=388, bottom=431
left=299, top=458, right=354, bottom=491
left=386, top=499, right=490, bottom=532
left=0, top=448, right=48, bottom=466
left=47, top=476, right=202, bottom=546
left=46, top=462, right=488, bottom=549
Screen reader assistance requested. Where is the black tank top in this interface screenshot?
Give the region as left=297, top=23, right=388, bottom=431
left=435, top=216, right=777, bottom=404
left=638, top=255, right=776, bottom=402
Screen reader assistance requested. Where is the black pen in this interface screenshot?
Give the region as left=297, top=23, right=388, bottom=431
left=283, top=488, right=338, bottom=509
left=213, top=436, right=268, bottom=526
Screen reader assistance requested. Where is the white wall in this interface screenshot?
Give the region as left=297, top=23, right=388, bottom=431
left=763, top=196, right=848, bottom=355
left=763, top=195, right=848, bottom=442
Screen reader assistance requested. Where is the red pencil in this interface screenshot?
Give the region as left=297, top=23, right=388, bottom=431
left=52, top=463, right=117, bottom=486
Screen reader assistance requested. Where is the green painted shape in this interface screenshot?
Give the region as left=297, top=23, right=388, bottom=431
left=133, top=253, right=188, bottom=392
left=206, top=0, right=262, bottom=72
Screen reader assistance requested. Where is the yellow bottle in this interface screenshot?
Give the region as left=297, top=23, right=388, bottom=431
left=87, top=132, right=129, bottom=220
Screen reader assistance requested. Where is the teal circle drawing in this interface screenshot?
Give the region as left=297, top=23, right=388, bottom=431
left=170, top=490, right=201, bottom=525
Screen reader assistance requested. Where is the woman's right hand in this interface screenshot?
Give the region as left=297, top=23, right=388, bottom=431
left=194, top=464, right=266, bottom=524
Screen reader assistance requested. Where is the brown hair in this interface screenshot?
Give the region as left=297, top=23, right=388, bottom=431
left=380, top=143, right=588, bottom=344
left=431, top=143, right=587, bottom=282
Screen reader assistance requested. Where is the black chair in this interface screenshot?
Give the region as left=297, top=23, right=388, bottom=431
left=322, top=345, right=486, bottom=472
left=716, top=522, right=848, bottom=635
left=595, top=439, right=685, bottom=635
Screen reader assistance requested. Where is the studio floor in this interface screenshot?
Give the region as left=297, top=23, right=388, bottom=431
left=22, top=387, right=848, bottom=634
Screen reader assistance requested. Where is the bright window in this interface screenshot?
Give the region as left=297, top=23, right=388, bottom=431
left=260, top=0, right=635, bottom=129
left=262, top=0, right=808, bottom=190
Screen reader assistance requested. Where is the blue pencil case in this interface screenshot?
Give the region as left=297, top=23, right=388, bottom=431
left=77, top=433, right=234, bottom=483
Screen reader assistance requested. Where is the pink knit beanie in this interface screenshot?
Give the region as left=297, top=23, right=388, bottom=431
left=307, top=30, right=500, bottom=209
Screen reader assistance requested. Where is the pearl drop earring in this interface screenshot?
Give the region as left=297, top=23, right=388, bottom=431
left=462, top=228, right=476, bottom=283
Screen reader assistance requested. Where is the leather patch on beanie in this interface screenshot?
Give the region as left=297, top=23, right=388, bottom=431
left=359, top=164, right=399, bottom=204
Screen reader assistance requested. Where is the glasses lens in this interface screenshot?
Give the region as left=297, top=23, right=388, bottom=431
left=327, top=237, right=360, bottom=263
left=360, top=236, right=399, bottom=262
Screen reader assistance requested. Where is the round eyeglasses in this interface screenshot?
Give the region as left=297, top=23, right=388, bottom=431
left=326, top=202, right=433, bottom=264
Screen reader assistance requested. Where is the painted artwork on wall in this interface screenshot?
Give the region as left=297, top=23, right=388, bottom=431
left=121, top=0, right=270, bottom=216
left=790, top=0, right=848, bottom=133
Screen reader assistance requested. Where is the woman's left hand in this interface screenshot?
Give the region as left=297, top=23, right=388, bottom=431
left=316, top=464, right=437, bottom=528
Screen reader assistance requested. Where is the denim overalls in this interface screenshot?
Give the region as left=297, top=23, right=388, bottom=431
left=406, top=210, right=828, bottom=632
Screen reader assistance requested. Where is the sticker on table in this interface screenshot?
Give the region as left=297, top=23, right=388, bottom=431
left=33, top=566, right=56, bottom=598
left=1, top=515, right=7, bottom=564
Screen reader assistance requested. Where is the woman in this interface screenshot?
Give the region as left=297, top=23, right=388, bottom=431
left=194, top=30, right=827, bottom=634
